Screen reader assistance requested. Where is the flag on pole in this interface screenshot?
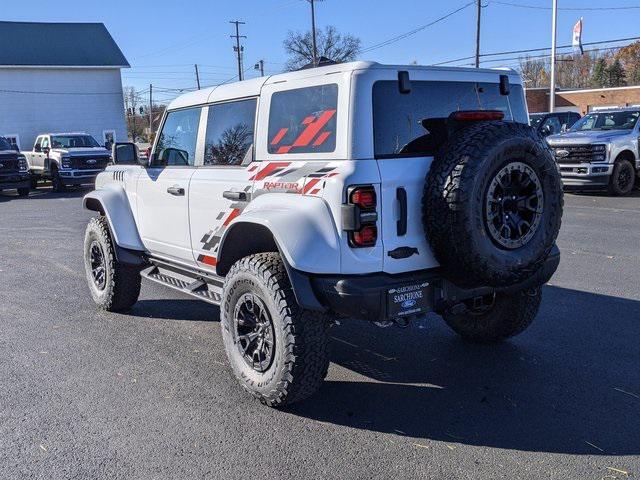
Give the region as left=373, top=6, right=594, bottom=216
left=572, top=18, right=584, bottom=55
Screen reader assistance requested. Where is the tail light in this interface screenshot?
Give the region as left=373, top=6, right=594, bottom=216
left=452, top=110, right=504, bottom=122
left=344, top=185, right=378, bottom=248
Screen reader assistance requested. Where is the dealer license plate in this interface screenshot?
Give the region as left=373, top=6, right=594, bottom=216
left=387, top=282, right=431, bottom=318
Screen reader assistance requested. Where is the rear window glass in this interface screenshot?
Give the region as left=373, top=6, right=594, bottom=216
left=268, top=84, right=338, bottom=154
left=0, top=137, right=12, bottom=150
left=373, top=80, right=528, bottom=158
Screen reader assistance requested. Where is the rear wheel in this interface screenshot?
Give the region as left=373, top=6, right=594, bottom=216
left=84, top=216, right=141, bottom=311
left=51, top=165, right=66, bottom=193
left=221, top=253, right=330, bottom=407
left=608, top=159, right=635, bottom=196
left=442, top=288, right=542, bottom=343
left=17, top=187, right=29, bottom=197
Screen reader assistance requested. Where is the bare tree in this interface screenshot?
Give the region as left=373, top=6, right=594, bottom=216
left=283, top=25, right=361, bottom=71
left=123, top=87, right=144, bottom=142
left=518, top=56, right=549, bottom=87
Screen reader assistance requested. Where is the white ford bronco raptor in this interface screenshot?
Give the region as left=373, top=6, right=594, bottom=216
left=83, top=62, right=563, bottom=406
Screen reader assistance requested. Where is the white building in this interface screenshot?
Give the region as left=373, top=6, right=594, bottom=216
left=0, top=21, right=129, bottom=151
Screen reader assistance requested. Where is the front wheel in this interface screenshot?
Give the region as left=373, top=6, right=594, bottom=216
left=51, top=166, right=67, bottom=193
left=608, top=159, right=635, bottom=196
left=221, top=252, right=330, bottom=407
left=442, top=288, right=542, bottom=343
left=84, top=216, right=141, bottom=311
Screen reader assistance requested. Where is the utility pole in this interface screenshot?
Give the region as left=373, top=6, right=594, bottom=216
left=475, top=0, right=481, bottom=68
left=254, top=59, right=264, bottom=77
left=195, top=64, right=201, bottom=90
left=149, top=84, right=153, bottom=136
left=306, top=0, right=323, bottom=66
left=549, top=0, right=558, bottom=112
left=230, top=20, right=246, bottom=81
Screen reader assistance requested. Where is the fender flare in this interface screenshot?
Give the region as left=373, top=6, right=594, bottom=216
left=216, top=193, right=341, bottom=276
left=83, top=184, right=145, bottom=251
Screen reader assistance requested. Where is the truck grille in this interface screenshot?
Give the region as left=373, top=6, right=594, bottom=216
left=0, top=155, right=19, bottom=173
left=70, top=156, right=110, bottom=170
left=552, top=145, right=604, bottom=164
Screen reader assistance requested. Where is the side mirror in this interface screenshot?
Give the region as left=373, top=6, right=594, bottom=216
left=499, top=74, right=510, bottom=96
left=111, top=142, right=142, bottom=166
left=42, top=146, right=50, bottom=155
left=34, top=145, right=41, bottom=153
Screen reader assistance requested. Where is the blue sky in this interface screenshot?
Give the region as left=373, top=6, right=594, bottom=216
left=7, top=0, right=640, bottom=103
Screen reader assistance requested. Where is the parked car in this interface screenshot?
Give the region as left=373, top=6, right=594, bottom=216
left=82, top=62, right=563, bottom=406
left=0, top=136, right=30, bottom=197
left=23, top=133, right=111, bottom=192
left=547, top=108, right=640, bottom=195
left=529, top=111, right=581, bottom=137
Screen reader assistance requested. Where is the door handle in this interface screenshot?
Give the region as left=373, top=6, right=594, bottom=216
left=167, top=186, right=185, bottom=196
left=223, top=190, right=247, bottom=201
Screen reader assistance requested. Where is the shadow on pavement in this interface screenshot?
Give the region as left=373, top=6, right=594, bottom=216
left=131, top=299, right=219, bottom=322
left=287, top=285, right=640, bottom=456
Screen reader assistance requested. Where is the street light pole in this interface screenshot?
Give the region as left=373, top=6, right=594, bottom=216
left=549, top=0, right=558, bottom=112
left=475, top=0, right=481, bottom=68
left=308, top=0, right=318, bottom=65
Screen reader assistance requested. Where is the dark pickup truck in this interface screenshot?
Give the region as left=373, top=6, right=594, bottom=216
left=0, top=136, right=30, bottom=197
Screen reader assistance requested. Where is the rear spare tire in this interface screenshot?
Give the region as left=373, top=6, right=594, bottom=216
left=423, top=121, right=563, bottom=288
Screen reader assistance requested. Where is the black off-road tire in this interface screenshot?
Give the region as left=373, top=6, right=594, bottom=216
left=51, top=165, right=67, bottom=193
left=442, top=288, right=542, bottom=343
left=17, top=187, right=29, bottom=197
left=423, top=122, right=563, bottom=288
left=221, top=252, right=330, bottom=407
left=607, top=158, right=635, bottom=196
left=83, top=216, right=141, bottom=311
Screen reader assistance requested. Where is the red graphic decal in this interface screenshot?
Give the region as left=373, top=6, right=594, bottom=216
left=302, top=115, right=315, bottom=125
left=251, top=162, right=291, bottom=180
left=247, top=164, right=259, bottom=172
left=223, top=208, right=241, bottom=226
left=309, top=188, right=321, bottom=195
left=277, top=146, right=292, bottom=154
left=270, top=127, right=289, bottom=145
left=313, top=131, right=332, bottom=146
left=292, top=109, right=336, bottom=148
left=302, top=178, right=321, bottom=194
left=264, top=181, right=303, bottom=193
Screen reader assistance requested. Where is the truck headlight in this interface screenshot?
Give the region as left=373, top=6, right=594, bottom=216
left=61, top=157, right=72, bottom=169
left=591, top=144, right=607, bottom=152
left=17, top=155, right=28, bottom=172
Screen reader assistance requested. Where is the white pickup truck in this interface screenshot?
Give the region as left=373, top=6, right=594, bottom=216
left=23, top=133, right=111, bottom=192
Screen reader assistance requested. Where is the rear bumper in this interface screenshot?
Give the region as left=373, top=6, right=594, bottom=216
left=293, top=245, right=560, bottom=322
left=0, top=173, right=30, bottom=190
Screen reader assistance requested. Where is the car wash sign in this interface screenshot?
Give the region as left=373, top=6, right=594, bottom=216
left=573, top=18, right=583, bottom=55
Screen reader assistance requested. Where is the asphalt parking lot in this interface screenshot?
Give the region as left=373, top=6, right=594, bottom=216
left=1, top=187, right=639, bottom=480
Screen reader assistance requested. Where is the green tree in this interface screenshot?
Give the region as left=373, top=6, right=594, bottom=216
left=606, top=59, right=626, bottom=87
left=591, top=58, right=608, bottom=87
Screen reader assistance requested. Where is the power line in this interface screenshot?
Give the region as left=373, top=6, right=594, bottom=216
left=491, top=0, right=640, bottom=10
left=360, top=1, right=475, bottom=53
left=0, top=88, right=123, bottom=96
left=432, top=35, right=640, bottom=66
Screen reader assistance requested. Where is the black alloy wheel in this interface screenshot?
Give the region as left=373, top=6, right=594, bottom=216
left=485, top=162, right=544, bottom=250
left=233, top=293, right=276, bottom=373
left=89, top=241, right=107, bottom=290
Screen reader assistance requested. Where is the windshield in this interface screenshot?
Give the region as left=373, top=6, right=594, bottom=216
left=570, top=111, right=639, bottom=132
left=529, top=114, right=544, bottom=128
left=0, top=137, right=13, bottom=151
left=51, top=135, right=101, bottom=148
left=373, top=80, right=528, bottom=158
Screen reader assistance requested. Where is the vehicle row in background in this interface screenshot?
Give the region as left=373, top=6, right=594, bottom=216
left=22, top=133, right=111, bottom=192
left=530, top=111, right=581, bottom=138
left=546, top=108, right=640, bottom=196
left=0, top=136, right=30, bottom=196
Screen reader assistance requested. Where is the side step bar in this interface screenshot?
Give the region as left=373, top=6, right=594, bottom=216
left=140, top=258, right=224, bottom=306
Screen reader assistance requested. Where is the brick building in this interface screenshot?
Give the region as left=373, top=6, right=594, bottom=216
left=526, top=85, right=640, bottom=115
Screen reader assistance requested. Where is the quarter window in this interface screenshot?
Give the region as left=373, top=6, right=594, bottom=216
left=204, top=98, right=257, bottom=166
left=268, top=84, right=338, bottom=154
left=153, top=107, right=202, bottom=167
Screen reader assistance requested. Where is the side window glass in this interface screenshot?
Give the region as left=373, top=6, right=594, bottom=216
left=268, top=84, right=338, bottom=154
left=34, top=137, right=42, bottom=150
left=203, top=98, right=256, bottom=166
left=41, top=137, right=50, bottom=149
left=542, top=116, right=561, bottom=135
left=153, top=107, right=201, bottom=167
